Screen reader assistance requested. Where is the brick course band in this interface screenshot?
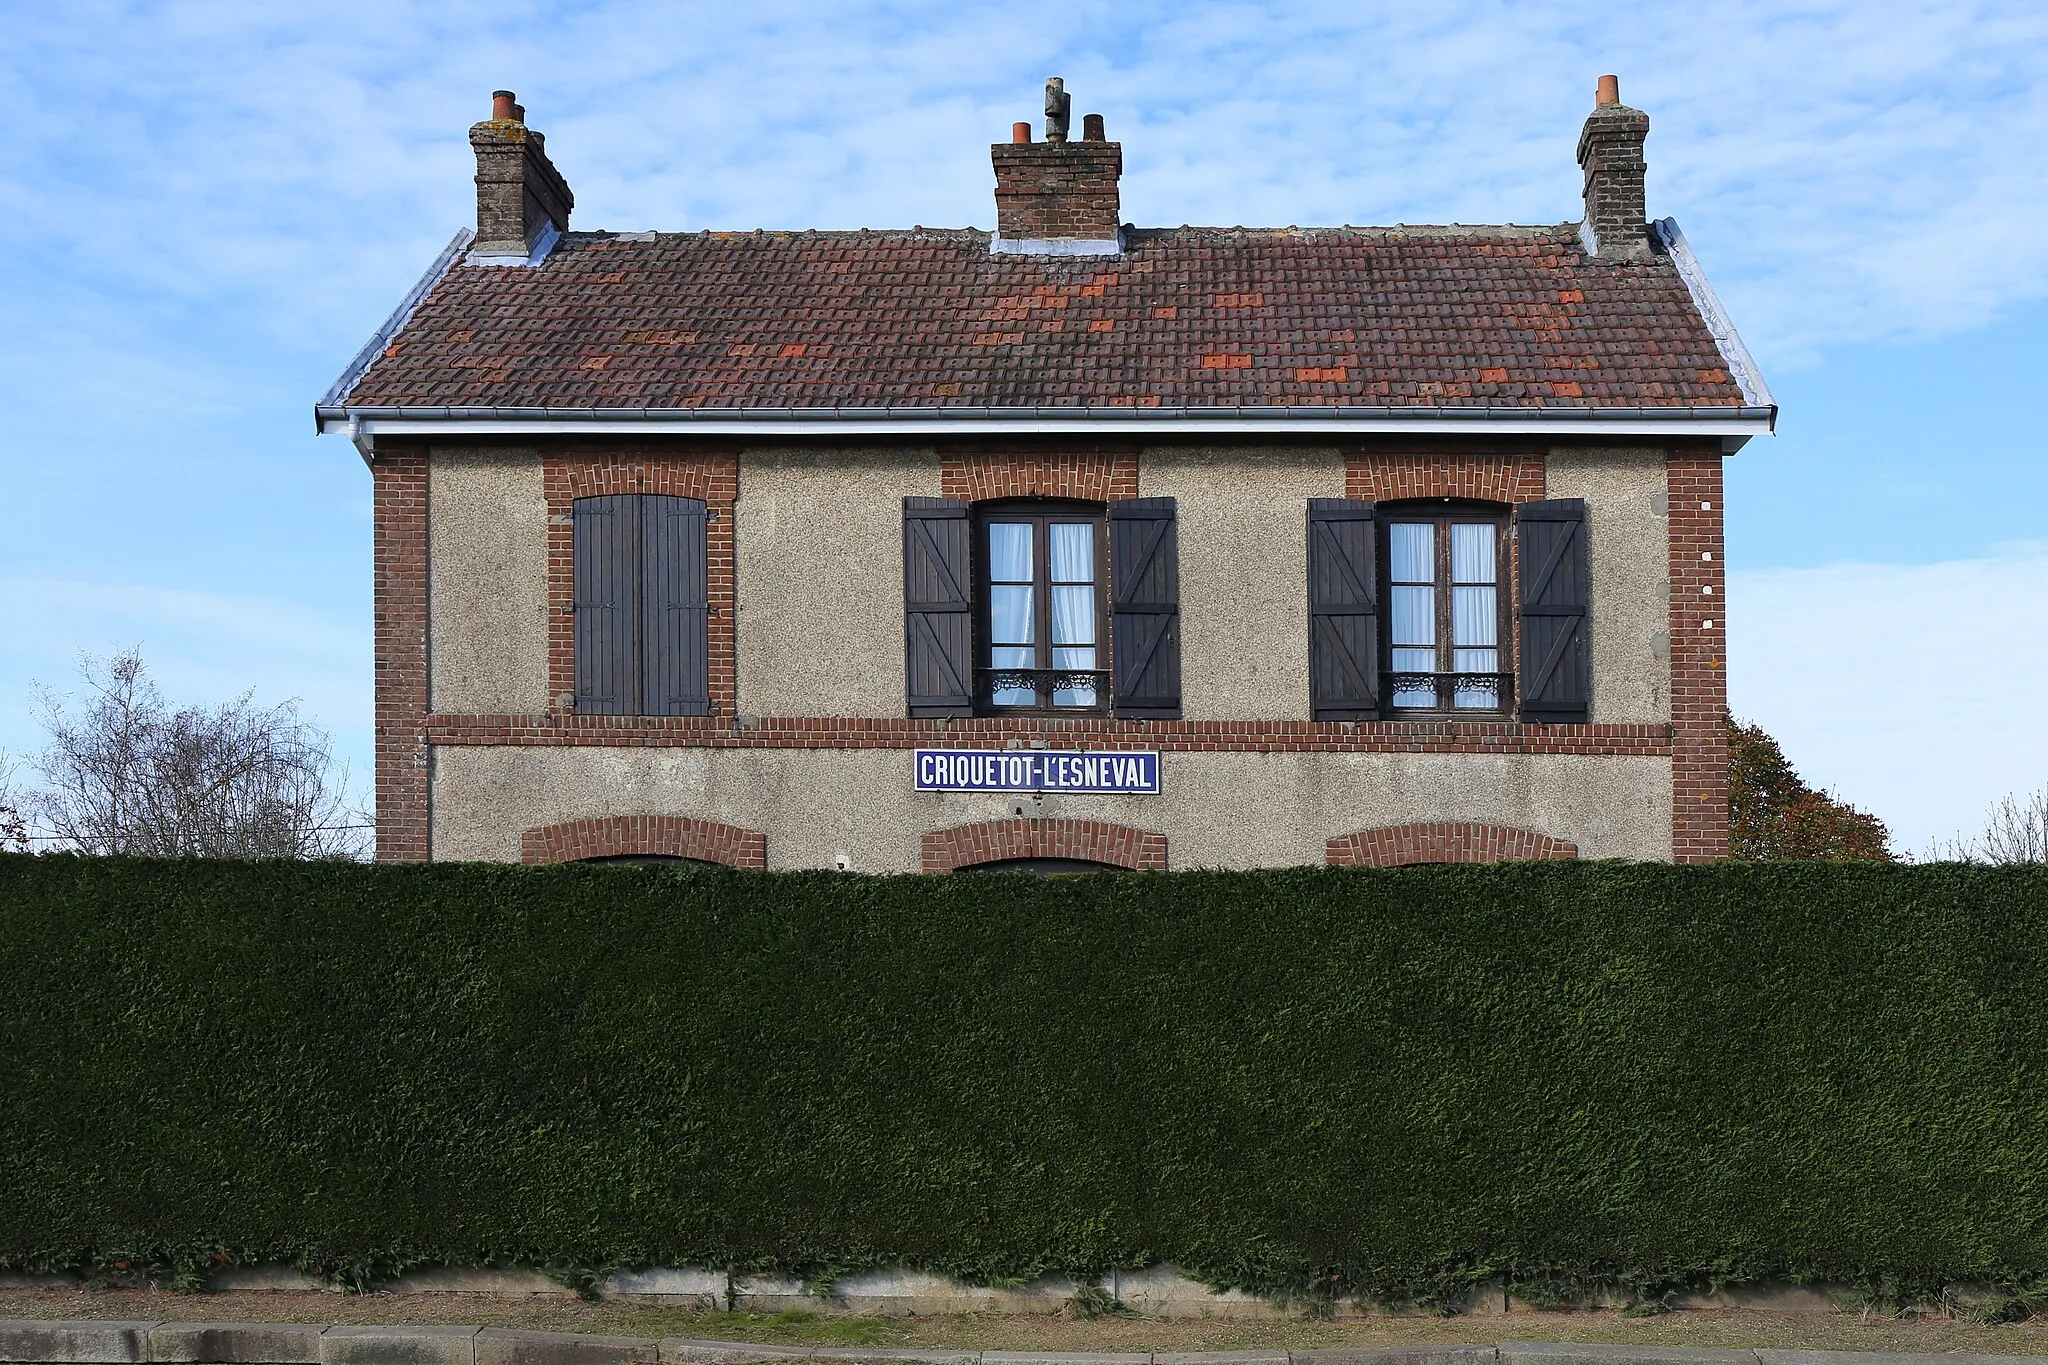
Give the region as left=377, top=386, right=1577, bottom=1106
left=428, top=714, right=1674, bottom=757
left=1325, top=822, right=1579, bottom=868
left=922, top=818, right=1168, bottom=872
left=521, top=815, right=767, bottom=868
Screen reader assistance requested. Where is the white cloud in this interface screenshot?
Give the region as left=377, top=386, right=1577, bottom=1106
left=1728, top=544, right=2048, bottom=856
left=1, top=0, right=2045, bottom=381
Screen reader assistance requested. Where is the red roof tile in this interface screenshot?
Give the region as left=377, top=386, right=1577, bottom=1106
left=340, top=225, right=1749, bottom=411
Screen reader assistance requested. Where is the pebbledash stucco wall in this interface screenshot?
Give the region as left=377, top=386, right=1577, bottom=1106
left=430, top=745, right=1673, bottom=867
left=1545, top=447, right=1672, bottom=724
left=427, top=446, right=550, bottom=714
left=1142, top=446, right=1345, bottom=720
left=419, top=442, right=1684, bottom=867
left=417, top=443, right=1671, bottom=727
left=734, top=446, right=941, bottom=718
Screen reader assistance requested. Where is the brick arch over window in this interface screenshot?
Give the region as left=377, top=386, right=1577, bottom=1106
left=942, top=448, right=1139, bottom=503
left=1347, top=454, right=1546, bottom=505
left=522, top=815, right=767, bottom=868
left=1325, top=822, right=1578, bottom=867
left=923, top=819, right=1167, bottom=873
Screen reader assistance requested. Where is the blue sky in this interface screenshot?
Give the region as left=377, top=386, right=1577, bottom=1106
left=2, top=0, right=2045, bottom=853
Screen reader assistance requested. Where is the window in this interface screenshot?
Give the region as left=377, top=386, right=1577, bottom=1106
left=573, top=494, right=709, bottom=716
left=1382, top=503, right=1511, bottom=714
left=975, top=503, right=1109, bottom=714
left=904, top=495, right=1181, bottom=721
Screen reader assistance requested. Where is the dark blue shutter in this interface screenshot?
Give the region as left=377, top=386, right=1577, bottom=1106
left=1109, top=498, right=1181, bottom=720
left=1516, top=498, right=1590, bottom=723
left=903, top=498, right=973, bottom=717
left=574, top=495, right=640, bottom=715
left=1307, top=498, right=1379, bottom=720
left=643, top=495, right=710, bottom=716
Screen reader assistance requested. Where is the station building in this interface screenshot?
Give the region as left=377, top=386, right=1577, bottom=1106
left=317, top=78, right=1771, bottom=871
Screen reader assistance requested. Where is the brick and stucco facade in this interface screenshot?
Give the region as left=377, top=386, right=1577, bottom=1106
left=333, top=78, right=1769, bottom=871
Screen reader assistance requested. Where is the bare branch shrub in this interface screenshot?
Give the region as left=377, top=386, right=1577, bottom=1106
left=1936, top=785, right=2048, bottom=865
left=26, top=650, right=367, bottom=860
left=0, top=753, right=30, bottom=854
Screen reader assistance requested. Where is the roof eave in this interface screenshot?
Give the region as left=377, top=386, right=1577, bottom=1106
left=317, top=403, right=1775, bottom=451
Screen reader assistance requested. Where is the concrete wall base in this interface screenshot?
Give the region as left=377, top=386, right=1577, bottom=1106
left=0, top=1323, right=2044, bottom=1365
left=0, top=1268, right=1997, bottom=1320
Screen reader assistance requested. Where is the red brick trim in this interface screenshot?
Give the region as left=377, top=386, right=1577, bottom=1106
left=942, top=449, right=1139, bottom=502
left=373, top=444, right=431, bottom=863
left=521, top=815, right=767, bottom=868
left=922, top=818, right=1168, bottom=873
left=543, top=447, right=738, bottom=718
left=1325, top=822, right=1578, bottom=867
left=428, top=713, right=1673, bottom=756
left=1346, top=453, right=1546, bottom=504
left=1668, top=456, right=1730, bottom=861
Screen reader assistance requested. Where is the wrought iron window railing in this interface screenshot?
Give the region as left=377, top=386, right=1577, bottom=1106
left=1386, top=672, right=1514, bottom=713
left=978, top=667, right=1113, bottom=710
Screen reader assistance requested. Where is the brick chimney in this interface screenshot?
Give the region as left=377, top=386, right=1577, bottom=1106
left=1576, top=75, right=1651, bottom=261
left=990, top=78, right=1122, bottom=256
left=469, top=90, right=573, bottom=264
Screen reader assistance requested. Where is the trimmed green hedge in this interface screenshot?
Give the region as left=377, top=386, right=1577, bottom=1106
left=3, top=853, right=2047, bottom=1306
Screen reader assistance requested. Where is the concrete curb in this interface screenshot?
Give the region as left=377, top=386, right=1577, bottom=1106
left=2, top=1328, right=2046, bottom=1365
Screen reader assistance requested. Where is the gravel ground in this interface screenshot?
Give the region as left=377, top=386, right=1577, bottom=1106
left=6, top=1289, right=2048, bottom=1355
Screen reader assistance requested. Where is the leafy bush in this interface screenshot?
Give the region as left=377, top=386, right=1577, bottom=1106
left=2, top=854, right=2044, bottom=1308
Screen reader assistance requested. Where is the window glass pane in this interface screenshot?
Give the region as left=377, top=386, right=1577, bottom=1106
left=988, top=523, right=1032, bottom=581
left=1453, top=647, right=1498, bottom=674
left=1048, top=523, right=1095, bottom=583
left=990, top=644, right=1035, bottom=706
left=990, top=585, right=1035, bottom=645
left=1390, top=523, right=1434, bottom=582
left=1453, top=674, right=1502, bottom=709
left=1051, top=585, right=1095, bottom=645
left=1391, top=646, right=1435, bottom=707
left=1452, top=523, right=1495, bottom=583
left=1453, top=585, right=1497, bottom=646
left=1053, top=646, right=1097, bottom=707
left=1391, top=585, right=1435, bottom=646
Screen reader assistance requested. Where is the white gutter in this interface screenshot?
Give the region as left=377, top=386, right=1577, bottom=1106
left=317, top=403, right=1772, bottom=448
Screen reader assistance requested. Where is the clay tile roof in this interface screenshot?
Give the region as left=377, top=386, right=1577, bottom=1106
left=338, top=225, right=1751, bottom=411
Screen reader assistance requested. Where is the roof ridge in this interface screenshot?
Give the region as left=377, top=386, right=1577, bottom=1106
left=559, top=223, right=1580, bottom=244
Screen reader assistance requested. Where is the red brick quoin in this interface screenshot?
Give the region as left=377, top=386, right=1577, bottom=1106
left=521, top=815, right=767, bottom=868
left=922, top=819, right=1168, bottom=873
left=1325, top=822, right=1578, bottom=868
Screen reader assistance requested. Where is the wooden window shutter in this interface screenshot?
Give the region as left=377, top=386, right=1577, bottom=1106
left=1306, top=498, right=1379, bottom=720
left=1516, top=498, right=1591, bottom=723
left=903, top=497, right=973, bottom=717
left=573, top=494, right=640, bottom=715
left=642, top=495, right=710, bottom=716
left=1109, top=497, right=1181, bottom=720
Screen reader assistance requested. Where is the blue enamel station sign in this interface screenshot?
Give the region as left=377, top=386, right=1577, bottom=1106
left=913, top=749, right=1160, bottom=795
